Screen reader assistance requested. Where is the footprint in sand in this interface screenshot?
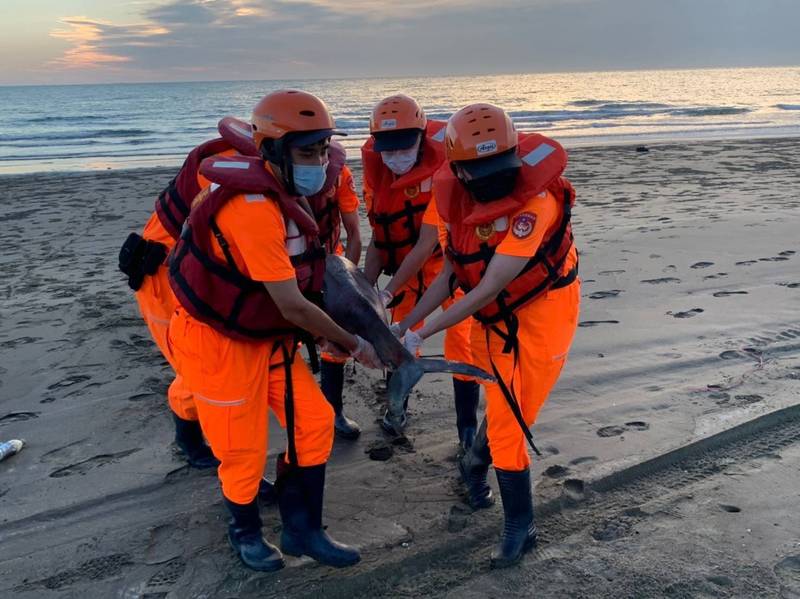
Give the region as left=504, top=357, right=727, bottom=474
left=47, top=374, right=91, bottom=390
left=569, top=456, right=598, bottom=466
left=667, top=308, right=704, bottom=318
left=640, top=277, right=681, bottom=284
left=597, top=425, right=626, bottom=437
left=719, top=350, right=742, bottom=360
left=778, top=250, right=796, bottom=257
left=690, top=261, right=714, bottom=269
left=735, top=260, right=758, bottom=266
left=49, top=448, right=141, bottom=478
left=777, top=282, right=800, bottom=289
left=761, top=256, right=790, bottom=262
left=625, top=421, right=650, bottom=431
left=579, top=320, right=620, bottom=327
left=712, top=290, right=749, bottom=297
left=544, top=465, right=569, bottom=479
left=597, top=421, right=650, bottom=437
left=734, top=394, right=763, bottom=404
left=0, top=336, right=42, bottom=349
left=589, top=290, right=622, bottom=299
left=703, top=272, right=728, bottom=280
left=0, top=411, right=40, bottom=425
left=598, top=270, right=625, bottom=275
left=719, top=504, right=741, bottom=513
left=774, top=555, right=800, bottom=591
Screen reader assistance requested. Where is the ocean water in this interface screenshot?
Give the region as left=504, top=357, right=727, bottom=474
left=0, top=67, right=798, bottom=174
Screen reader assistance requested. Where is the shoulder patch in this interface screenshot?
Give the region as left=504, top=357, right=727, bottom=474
left=511, top=212, right=536, bottom=239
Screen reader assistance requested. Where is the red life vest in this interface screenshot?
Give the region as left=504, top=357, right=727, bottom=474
left=168, top=155, right=325, bottom=341
left=362, top=120, right=447, bottom=275
left=435, top=132, right=578, bottom=327
left=306, top=141, right=347, bottom=253
left=155, top=117, right=258, bottom=240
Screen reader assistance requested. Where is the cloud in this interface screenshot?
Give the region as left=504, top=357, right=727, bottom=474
left=49, top=16, right=170, bottom=69
left=40, top=0, right=800, bottom=82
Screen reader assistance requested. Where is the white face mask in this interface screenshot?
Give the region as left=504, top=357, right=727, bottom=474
left=381, top=139, right=421, bottom=175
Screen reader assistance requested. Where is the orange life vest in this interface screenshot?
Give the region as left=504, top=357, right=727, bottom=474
left=435, top=132, right=578, bottom=328
left=306, top=141, right=346, bottom=253
left=168, top=155, right=325, bottom=341
left=155, top=118, right=258, bottom=240
left=362, top=120, right=446, bottom=275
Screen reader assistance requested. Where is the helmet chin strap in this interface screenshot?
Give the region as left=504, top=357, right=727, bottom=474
left=261, top=137, right=299, bottom=196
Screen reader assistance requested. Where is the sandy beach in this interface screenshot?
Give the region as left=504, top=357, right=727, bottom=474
left=1, top=136, right=799, bottom=597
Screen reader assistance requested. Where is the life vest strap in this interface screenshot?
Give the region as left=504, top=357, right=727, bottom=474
left=157, top=178, right=185, bottom=235
left=484, top=324, right=542, bottom=457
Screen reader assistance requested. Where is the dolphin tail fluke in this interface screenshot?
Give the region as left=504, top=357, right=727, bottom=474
left=416, top=358, right=495, bottom=382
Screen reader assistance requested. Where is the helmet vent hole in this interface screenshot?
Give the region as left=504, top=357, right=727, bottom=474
left=480, top=107, right=489, bottom=111
left=468, top=118, right=477, bottom=123
left=472, top=131, right=480, bottom=136
left=487, top=128, right=495, bottom=132
left=299, top=110, right=315, bottom=117
left=483, top=115, right=491, bottom=119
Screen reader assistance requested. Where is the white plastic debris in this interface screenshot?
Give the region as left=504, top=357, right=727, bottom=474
left=0, top=439, right=25, bottom=463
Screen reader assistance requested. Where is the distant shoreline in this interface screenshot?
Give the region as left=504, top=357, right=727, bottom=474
left=2, top=132, right=798, bottom=178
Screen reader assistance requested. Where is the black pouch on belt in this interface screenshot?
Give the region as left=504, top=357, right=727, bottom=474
left=118, top=232, right=167, bottom=291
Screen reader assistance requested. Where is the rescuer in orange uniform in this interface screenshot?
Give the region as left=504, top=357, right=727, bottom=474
left=396, top=104, right=580, bottom=568
left=361, top=94, right=480, bottom=450
left=167, top=90, right=384, bottom=572
left=118, top=118, right=257, bottom=469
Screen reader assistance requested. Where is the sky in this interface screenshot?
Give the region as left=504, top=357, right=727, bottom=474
left=1, top=0, right=799, bottom=85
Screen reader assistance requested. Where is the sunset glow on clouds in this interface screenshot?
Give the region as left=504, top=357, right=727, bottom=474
left=49, top=17, right=171, bottom=69
left=0, top=0, right=797, bottom=84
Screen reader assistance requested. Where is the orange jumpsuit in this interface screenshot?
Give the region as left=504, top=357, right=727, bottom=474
left=364, top=179, right=473, bottom=372
left=439, top=191, right=580, bottom=471
left=135, top=156, right=220, bottom=420
left=167, top=191, right=334, bottom=504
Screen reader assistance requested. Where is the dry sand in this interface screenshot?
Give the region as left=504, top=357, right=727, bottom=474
left=0, top=137, right=798, bottom=597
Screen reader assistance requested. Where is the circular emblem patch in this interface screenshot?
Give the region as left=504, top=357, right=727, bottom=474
left=404, top=186, right=420, bottom=199
left=475, top=223, right=495, bottom=241
left=512, top=212, right=536, bottom=239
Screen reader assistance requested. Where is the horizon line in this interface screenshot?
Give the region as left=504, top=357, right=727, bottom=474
left=2, top=64, right=799, bottom=89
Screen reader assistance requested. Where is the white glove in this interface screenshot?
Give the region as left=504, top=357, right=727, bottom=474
left=402, top=330, right=424, bottom=355
left=389, top=323, right=403, bottom=338
left=379, top=289, right=394, bottom=308
left=351, top=335, right=384, bottom=369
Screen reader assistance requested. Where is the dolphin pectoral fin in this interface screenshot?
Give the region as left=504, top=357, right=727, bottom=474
left=416, top=358, right=495, bottom=383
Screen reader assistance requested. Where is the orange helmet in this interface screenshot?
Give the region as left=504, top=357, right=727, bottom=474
left=445, top=103, right=518, bottom=162
left=370, top=94, right=426, bottom=151
left=251, top=89, right=345, bottom=152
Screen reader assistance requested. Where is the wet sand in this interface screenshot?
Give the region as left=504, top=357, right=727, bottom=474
left=0, top=137, right=798, bottom=597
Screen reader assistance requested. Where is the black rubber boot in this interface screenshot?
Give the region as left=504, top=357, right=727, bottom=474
left=258, top=477, right=277, bottom=506
left=458, top=418, right=494, bottom=510
left=172, top=414, right=219, bottom=469
left=453, top=378, right=480, bottom=454
left=224, top=497, right=285, bottom=572
left=490, top=467, right=537, bottom=569
left=276, top=457, right=361, bottom=568
left=321, top=361, right=361, bottom=440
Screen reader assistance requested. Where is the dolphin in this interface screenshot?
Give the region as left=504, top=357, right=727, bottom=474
left=322, top=254, right=494, bottom=432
